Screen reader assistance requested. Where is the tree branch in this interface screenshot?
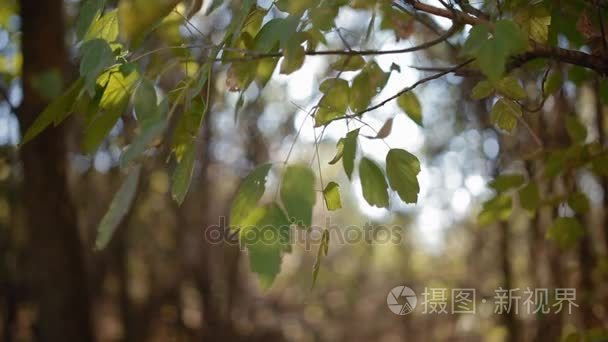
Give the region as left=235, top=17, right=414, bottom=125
left=225, top=23, right=461, bottom=61
left=403, top=0, right=608, bottom=75
left=324, top=58, right=475, bottom=125
left=455, top=0, right=489, bottom=20
left=509, top=43, right=608, bottom=75
left=403, top=0, right=491, bottom=27
left=135, top=1, right=608, bottom=75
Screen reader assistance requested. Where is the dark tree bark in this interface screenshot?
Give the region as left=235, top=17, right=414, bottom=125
left=18, top=0, right=93, bottom=340
left=499, top=222, right=518, bottom=342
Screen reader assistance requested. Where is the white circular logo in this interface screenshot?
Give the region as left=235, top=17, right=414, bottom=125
left=387, top=285, right=417, bottom=315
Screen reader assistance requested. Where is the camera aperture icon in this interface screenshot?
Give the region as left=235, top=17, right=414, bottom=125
left=387, top=285, right=417, bottom=315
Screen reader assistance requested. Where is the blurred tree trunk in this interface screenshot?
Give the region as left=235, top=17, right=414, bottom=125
left=536, top=88, right=570, bottom=342
left=18, top=0, right=93, bottom=341
left=594, top=78, right=608, bottom=253
left=499, top=222, right=518, bottom=342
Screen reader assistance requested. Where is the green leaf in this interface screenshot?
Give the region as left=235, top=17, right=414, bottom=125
left=276, top=0, right=315, bottom=14
left=83, top=109, right=123, bottom=153
left=319, top=79, right=349, bottom=111
left=240, top=204, right=290, bottom=289
left=546, top=217, right=584, bottom=249
left=172, top=99, right=207, bottom=160
left=77, top=0, right=105, bottom=40
left=528, top=15, right=551, bottom=43
left=476, top=42, right=505, bottom=81
left=280, top=165, right=316, bottom=227
left=519, top=182, right=540, bottom=212
left=84, top=9, right=119, bottom=42
left=379, top=4, right=413, bottom=39
left=133, top=78, right=159, bottom=125
left=83, top=67, right=139, bottom=153
left=490, top=98, right=522, bottom=133
left=99, top=66, right=139, bottom=110
left=496, top=76, right=526, bottom=100
left=119, top=96, right=167, bottom=167
left=494, top=20, right=528, bottom=55
left=350, top=70, right=372, bottom=112
left=385, top=148, right=420, bottom=204
left=21, top=78, right=85, bottom=145
left=489, top=174, right=525, bottom=192
left=330, top=55, right=365, bottom=71
left=230, top=164, right=272, bottom=228
left=118, top=0, right=180, bottom=43
left=322, top=182, right=342, bottom=211
left=515, top=6, right=551, bottom=43
left=226, top=0, right=255, bottom=47
left=280, top=41, right=305, bottom=75
left=254, top=17, right=295, bottom=53
left=120, top=120, right=166, bottom=168
left=565, top=115, right=587, bottom=144
left=463, top=24, right=489, bottom=55
left=315, top=78, right=349, bottom=126
left=466, top=20, right=527, bottom=81
left=364, top=61, right=389, bottom=94
left=80, top=39, right=115, bottom=95
left=349, top=61, right=389, bottom=113
left=544, top=150, right=567, bottom=178
left=255, top=57, right=279, bottom=88
left=397, top=92, right=422, bottom=126
left=310, top=4, right=338, bottom=31
left=328, top=139, right=344, bottom=165
left=359, top=157, right=389, bottom=208
left=568, top=193, right=589, bottom=214
left=314, top=107, right=344, bottom=127
left=471, top=80, right=494, bottom=100
left=95, top=165, right=141, bottom=250
left=171, top=143, right=196, bottom=205
left=543, top=72, right=563, bottom=95
left=311, top=229, right=329, bottom=289
left=342, top=129, right=359, bottom=180
left=477, top=194, right=512, bottom=226
left=319, top=78, right=348, bottom=94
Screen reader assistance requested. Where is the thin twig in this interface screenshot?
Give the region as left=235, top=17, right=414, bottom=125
left=335, top=28, right=353, bottom=51
left=521, top=63, right=553, bottom=113
left=325, top=58, right=474, bottom=125
left=516, top=115, right=544, bottom=148
left=455, top=0, right=489, bottom=20
left=131, top=24, right=461, bottom=64
left=403, top=0, right=491, bottom=27
left=312, top=126, right=326, bottom=193
left=404, top=0, right=608, bottom=74
left=274, top=104, right=315, bottom=200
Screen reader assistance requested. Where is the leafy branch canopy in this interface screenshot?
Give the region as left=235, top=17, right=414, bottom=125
left=20, top=0, right=608, bottom=288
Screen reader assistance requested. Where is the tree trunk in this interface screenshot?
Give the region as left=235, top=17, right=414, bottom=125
left=499, top=222, right=518, bottom=342
left=18, top=0, right=93, bottom=340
